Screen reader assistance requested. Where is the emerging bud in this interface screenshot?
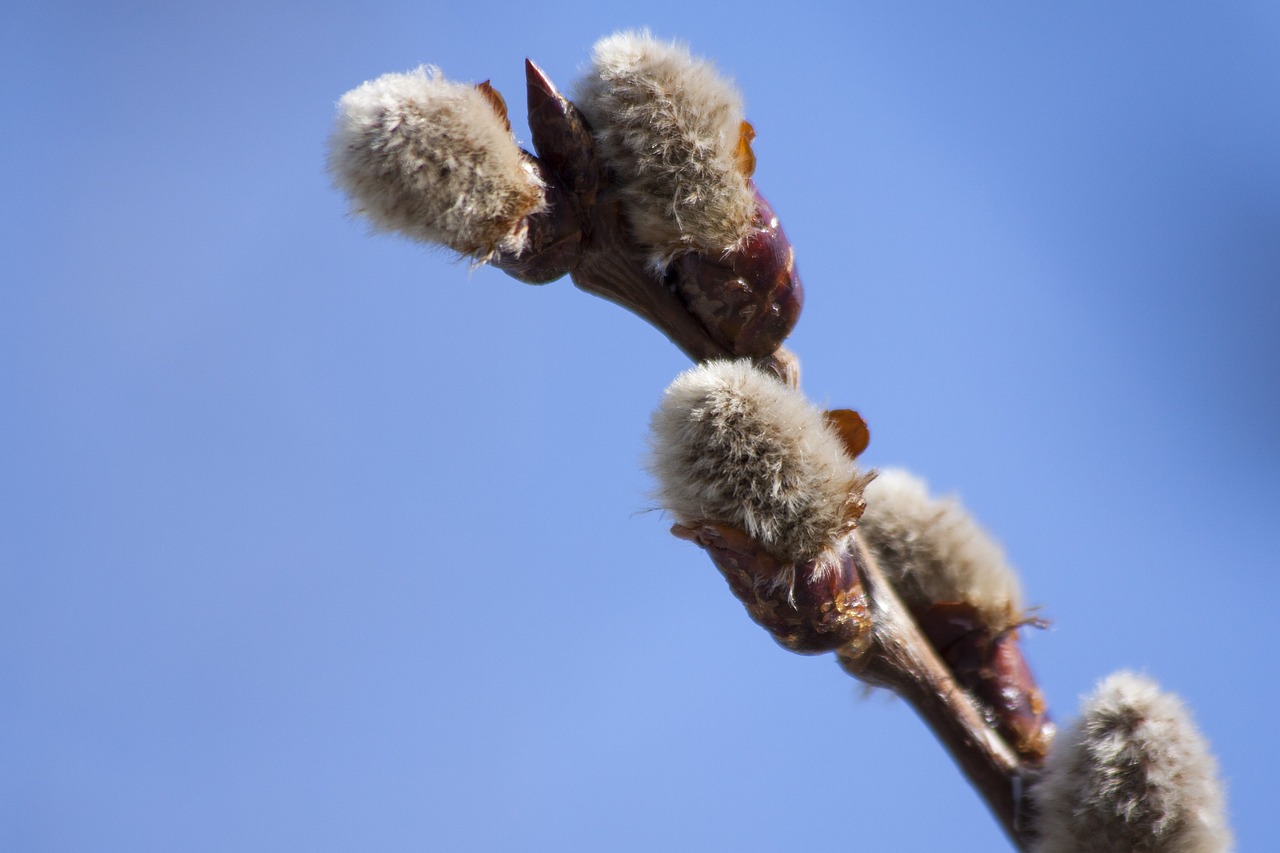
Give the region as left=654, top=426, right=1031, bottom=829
left=329, top=67, right=545, bottom=259
left=859, top=469, right=1052, bottom=759
left=575, top=31, right=758, bottom=262
left=1031, top=672, right=1232, bottom=853
left=648, top=361, right=873, bottom=653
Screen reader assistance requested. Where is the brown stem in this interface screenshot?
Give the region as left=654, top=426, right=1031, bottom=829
left=568, top=187, right=736, bottom=363
left=838, top=533, right=1036, bottom=851
left=674, top=518, right=1038, bottom=848
left=913, top=602, right=1054, bottom=763
left=672, top=522, right=871, bottom=655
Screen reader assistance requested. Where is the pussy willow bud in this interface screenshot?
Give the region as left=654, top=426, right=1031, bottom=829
left=859, top=468, right=1052, bottom=759
left=575, top=31, right=803, bottom=357
left=649, top=361, right=873, bottom=653
left=575, top=31, right=757, bottom=261
left=329, top=67, right=545, bottom=259
left=1031, top=672, right=1232, bottom=853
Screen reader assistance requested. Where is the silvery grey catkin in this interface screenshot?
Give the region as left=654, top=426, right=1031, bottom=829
left=574, top=31, right=759, bottom=267
left=648, top=360, right=871, bottom=572
left=329, top=67, right=544, bottom=259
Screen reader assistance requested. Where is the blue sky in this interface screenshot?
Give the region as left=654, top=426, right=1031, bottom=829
left=3, top=2, right=1278, bottom=850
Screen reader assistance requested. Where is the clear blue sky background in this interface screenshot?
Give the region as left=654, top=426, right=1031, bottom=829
left=3, top=2, right=1278, bottom=850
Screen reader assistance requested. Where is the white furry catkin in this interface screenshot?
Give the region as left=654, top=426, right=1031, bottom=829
left=648, top=361, right=870, bottom=568
left=858, top=468, right=1023, bottom=629
left=1031, top=672, right=1232, bottom=853
left=329, top=67, right=544, bottom=259
left=574, top=31, right=758, bottom=265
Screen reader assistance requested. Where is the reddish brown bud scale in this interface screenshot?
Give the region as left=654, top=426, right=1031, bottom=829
left=672, top=522, right=869, bottom=655
left=669, top=188, right=803, bottom=358
left=913, top=601, right=1054, bottom=762
left=981, top=629, right=1052, bottom=761
left=823, top=409, right=871, bottom=460
left=734, top=120, right=757, bottom=178
left=474, top=80, right=512, bottom=133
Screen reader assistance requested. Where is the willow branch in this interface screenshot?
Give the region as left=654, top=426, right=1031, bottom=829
left=838, top=533, right=1035, bottom=850
left=505, top=58, right=1038, bottom=849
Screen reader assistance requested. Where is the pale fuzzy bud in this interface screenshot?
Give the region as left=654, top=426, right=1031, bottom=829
left=329, top=67, right=545, bottom=259
left=574, top=31, right=758, bottom=264
left=858, top=468, right=1023, bottom=630
left=1032, top=672, right=1232, bottom=853
left=648, top=361, right=871, bottom=571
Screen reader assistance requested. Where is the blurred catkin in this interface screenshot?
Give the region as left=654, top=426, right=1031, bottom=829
left=1031, top=672, right=1231, bottom=853
left=859, top=468, right=1023, bottom=630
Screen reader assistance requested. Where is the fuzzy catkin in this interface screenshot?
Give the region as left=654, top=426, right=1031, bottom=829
left=574, top=31, right=758, bottom=265
left=648, top=361, right=870, bottom=567
left=858, top=468, right=1023, bottom=630
left=1031, top=672, right=1232, bottom=853
left=329, top=67, right=544, bottom=259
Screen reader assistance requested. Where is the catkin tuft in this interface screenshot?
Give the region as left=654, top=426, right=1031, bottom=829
left=575, top=31, right=758, bottom=265
left=648, top=361, right=871, bottom=568
left=1031, top=672, right=1232, bottom=853
left=329, top=67, right=544, bottom=259
left=858, top=468, right=1023, bottom=630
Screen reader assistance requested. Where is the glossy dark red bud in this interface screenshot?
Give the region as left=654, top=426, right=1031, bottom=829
left=474, top=81, right=512, bottom=133
left=672, top=522, right=869, bottom=655
left=524, top=60, right=598, bottom=199
left=668, top=187, right=803, bottom=358
left=914, top=601, right=1054, bottom=762
left=491, top=60, right=600, bottom=285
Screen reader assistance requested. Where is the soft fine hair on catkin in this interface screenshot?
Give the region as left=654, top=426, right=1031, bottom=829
left=329, top=67, right=544, bottom=259
left=574, top=31, right=758, bottom=265
left=1031, top=672, right=1231, bottom=853
left=858, top=468, right=1023, bottom=630
left=648, top=360, right=870, bottom=571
